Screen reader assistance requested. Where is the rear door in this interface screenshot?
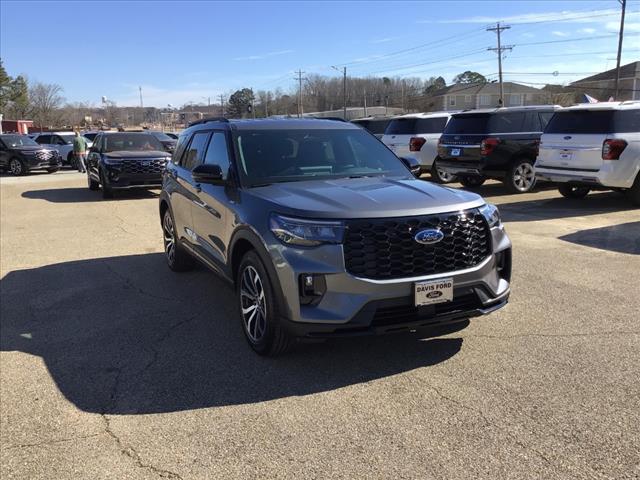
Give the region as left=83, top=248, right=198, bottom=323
left=538, top=110, right=614, bottom=171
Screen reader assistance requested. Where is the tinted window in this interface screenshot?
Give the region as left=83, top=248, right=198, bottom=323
left=488, top=112, right=525, bottom=133
left=0, top=135, right=39, bottom=147
left=539, top=112, right=555, bottom=129
left=614, top=110, right=640, bottom=132
left=385, top=117, right=447, bottom=135
left=522, top=112, right=542, bottom=132
left=149, top=131, right=174, bottom=141
left=182, top=132, right=210, bottom=170
left=203, top=132, right=231, bottom=178
left=84, top=133, right=98, bottom=141
left=444, top=112, right=526, bottom=134
left=35, top=135, right=52, bottom=144
left=102, top=133, right=164, bottom=152
left=354, top=119, right=391, bottom=135
left=545, top=110, right=621, bottom=134
left=235, top=128, right=408, bottom=186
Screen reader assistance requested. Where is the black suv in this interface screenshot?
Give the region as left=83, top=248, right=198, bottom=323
left=87, top=132, right=171, bottom=198
left=160, top=118, right=511, bottom=355
left=0, top=134, right=60, bottom=175
left=437, top=106, right=559, bottom=193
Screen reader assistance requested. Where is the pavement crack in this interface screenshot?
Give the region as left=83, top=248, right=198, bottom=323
left=102, top=260, right=172, bottom=302
left=6, top=434, right=100, bottom=450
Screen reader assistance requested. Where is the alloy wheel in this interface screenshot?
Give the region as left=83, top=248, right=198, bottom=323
left=240, top=266, right=267, bottom=342
left=436, top=166, right=455, bottom=183
left=513, top=163, right=535, bottom=192
left=10, top=159, right=23, bottom=175
left=163, top=212, right=176, bottom=264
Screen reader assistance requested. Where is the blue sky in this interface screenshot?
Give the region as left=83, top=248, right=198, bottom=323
left=1, top=0, right=638, bottom=107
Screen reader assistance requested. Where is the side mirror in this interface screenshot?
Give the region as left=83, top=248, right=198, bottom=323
left=192, top=163, right=224, bottom=184
left=400, top=157, right=422, bottom=178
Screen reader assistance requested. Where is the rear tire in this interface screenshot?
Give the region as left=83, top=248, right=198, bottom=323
left=459, top=176, right=486, bottom=188
left=237, top=250, right=292, bottom=356
left=625, top=173, right=640, bottom=206
left=430, top=160, right=457, bottom=184
left=162, top=208, right=194, bottom=272
left=558, top=184, right=590, bottom=199
left=506, top=159, right=536, bottom=193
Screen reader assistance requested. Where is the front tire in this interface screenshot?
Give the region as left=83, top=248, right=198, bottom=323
left=9, top=158, right=27, bottom=176
left=87, top=171, right=100, bottom=190
left=162, top=208, right=194, bottom=272
left=558, top=184, right=590, bottom=199
left=100, top=171, right=114, bottom=199
left=46, top=167, right=59, bottom=174
left=430, top=160, right=457, bottom=184
left=237, top=250, right=292, bottom=356
left=506, top=159, right=536, bottom=193
left=459, top=176, right=486, bottom=188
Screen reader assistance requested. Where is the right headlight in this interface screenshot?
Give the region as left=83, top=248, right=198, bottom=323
left=480, top=203, right=501, bottom=228
left=269, top=214, right=345, bottom=247
left=103, top=156, right=122, bottom=165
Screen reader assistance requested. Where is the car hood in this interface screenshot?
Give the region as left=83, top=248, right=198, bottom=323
left=12, top=146, right=55, bottom=153
left=103, top=150, right=169, bottom=159
left=246, top=176, right=485, bottom=219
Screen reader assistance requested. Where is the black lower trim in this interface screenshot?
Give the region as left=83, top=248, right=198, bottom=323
left=282, top=286, right=509, bottom=338
left=538, top=165, right=600, bottom=172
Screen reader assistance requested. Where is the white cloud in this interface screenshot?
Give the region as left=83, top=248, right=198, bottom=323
left=552, top=31, right=569, bottom=37
left=233, top=50, right=294, bottom=61
left=370, top=37, right=399, bottom=44
left=521, top=32, right=535, bottom=38
left=578, top=27, right=596, bottom=34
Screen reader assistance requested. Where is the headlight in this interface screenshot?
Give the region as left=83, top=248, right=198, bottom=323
left=269, top=214, right=345, bottom=247
left=480, top=203, right=501, bottom=228
left=103, top=156, right=121, bottom=165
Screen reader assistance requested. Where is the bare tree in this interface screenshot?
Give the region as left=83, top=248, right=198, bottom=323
left=29, top=82, right=65, bottom=127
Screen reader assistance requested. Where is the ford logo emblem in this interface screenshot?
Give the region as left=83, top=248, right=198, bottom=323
left=414, top=229, right=444, bottom=245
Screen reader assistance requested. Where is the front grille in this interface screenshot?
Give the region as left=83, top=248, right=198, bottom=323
left=343, top=209, right=491, bottom=280
left=371, top=293, right=481, bottom=327
left=120, top=158, right=167, bottom=174
left=35, top=150, right=54, bottom=161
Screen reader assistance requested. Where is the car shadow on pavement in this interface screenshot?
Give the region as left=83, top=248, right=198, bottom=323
left=559, top=221, right=640, bottom=255
left=497, top=191, right=638, bottom=222
left=21, top=187, right=159, bottom=203
left=0, top=253, right=465, bottom=415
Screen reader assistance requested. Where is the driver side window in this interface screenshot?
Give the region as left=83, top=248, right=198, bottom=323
left=181, top=131, right=210, bottom=171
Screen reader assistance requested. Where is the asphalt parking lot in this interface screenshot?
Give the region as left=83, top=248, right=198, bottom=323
left=1, top=171, right=639, bottom=479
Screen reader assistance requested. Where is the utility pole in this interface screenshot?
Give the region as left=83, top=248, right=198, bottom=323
left=614, top=0, right=627, bottom=100
left=139, top=86, right=144, bottom=124
left=295, top=70, right=305, bottom=117
left=401, top=80, right=405, bottom=113
left=363, top=89, right=367, bottom=117
left=251, top=88, right=256, bottom=119
left=332, top=66, right=347, bottom=119
left=487, top=22, right=513, bottom=107
left=265, top=93, right=269, bottom=118
left=219, top=94, right=225, bottom=117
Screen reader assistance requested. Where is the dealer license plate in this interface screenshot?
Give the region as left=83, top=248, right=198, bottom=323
left=450, top=148, right=461, bottom=156
left=414, top=278, right=454, bottom=306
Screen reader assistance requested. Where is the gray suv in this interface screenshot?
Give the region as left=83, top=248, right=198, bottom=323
left=160, top=118, right=511, bottom=355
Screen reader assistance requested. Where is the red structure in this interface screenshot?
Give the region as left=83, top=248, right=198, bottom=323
left=1, top=119, right=34, bottom=134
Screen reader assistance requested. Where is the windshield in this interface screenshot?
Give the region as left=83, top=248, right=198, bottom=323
left=1, top=135, right=39, bottom=147
left=545, top=110, right=640, bottom=134
left=235, top=128, right=410, bottom=186
left=149, top=131, right=175, bottom=142
left=385, top=117, right=448, bottom=135
left=102, top=133, right=164, bottom=152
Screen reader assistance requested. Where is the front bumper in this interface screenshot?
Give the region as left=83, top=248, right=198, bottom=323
left=270, top=224, right=512, bottom=337
left=26, top=157, right=61, bottom=170
left=103, top=168, right=163, bottom=189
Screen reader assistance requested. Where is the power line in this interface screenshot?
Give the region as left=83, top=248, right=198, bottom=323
left=516, top=33, right=623, bottom=47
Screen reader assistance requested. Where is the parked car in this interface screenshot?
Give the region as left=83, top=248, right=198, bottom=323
left=86, top=132, right=171, bottom=198
left=437, top=106, right=560, bottom=193
left=147, top=131, right=178, bottom=152
left=159, top=118, right=511, bottom=355
left=164, top=132, right=179, bottom=140
left=351, top=116, right=392, bottom=139
left=30, top=131, right=93, bottom=168
left=0, top=134, right=61, bottom=175
left=381, top=112, right=455, bottom=183
left=535, top=101, right=640, bottom=205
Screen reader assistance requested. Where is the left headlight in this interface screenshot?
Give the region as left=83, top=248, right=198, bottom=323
left=479, top=203, right=501, bottom=228
left=269, top=213, right=345, bottom=247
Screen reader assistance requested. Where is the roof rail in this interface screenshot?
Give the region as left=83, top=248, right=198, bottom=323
left=188, top=117, right=230, bottom=127
left=308, top=116, right=348, bottom=122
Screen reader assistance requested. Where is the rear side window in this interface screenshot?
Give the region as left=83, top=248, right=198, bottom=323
left=614, top=110, right=640, bottom=133
left=386, top=117, right=447, bottom=135
left=356, top=119, right=391, bottom=135
left=35, top=135, right=52, bottom=143
left=545, top=111, right=614, bottom=134
left=181, top=131, right=210, bottom=170
left=488, top=112, right=525, bottom=133
left=444, top=115, right=490, bottom=134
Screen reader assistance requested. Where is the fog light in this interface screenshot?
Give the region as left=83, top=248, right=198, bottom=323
left=299, top=274, right=326, bottom=305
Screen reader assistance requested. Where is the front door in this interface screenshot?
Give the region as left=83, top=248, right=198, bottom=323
left=191, top=131, right=233, bottom=268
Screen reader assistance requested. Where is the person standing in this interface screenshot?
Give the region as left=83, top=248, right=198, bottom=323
left=73, top=130, right=87, bottom=173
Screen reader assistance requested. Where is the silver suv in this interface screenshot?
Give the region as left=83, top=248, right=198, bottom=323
left=160, top=118, right=512, bottom=355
